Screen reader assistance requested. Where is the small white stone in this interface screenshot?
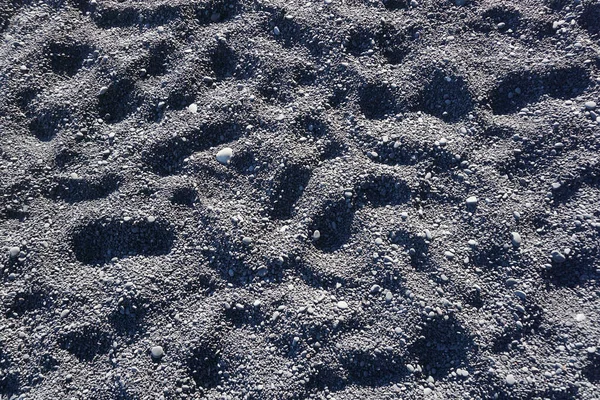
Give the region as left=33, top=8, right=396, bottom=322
left=150, top=346, right=164, bottom=359
left=8, top=247, right=20, bottom=258
left=188, top=103, right=198, bottom=113
left=505, top=374, right=516, bottom=386
left=98, top=86, right=108, bottom=96
left=510, top=232, right=522, bottom=247
left=337, top=301, right=348, bottom=309
left=575, top=313, right=586, bottom=322
left=216, top=147, right=233, bottom=165
left=466, top=196, right=478, bottom=206
left=312, top=230, right=321, bottom=240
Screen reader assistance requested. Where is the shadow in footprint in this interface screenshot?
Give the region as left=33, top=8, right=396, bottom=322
left=97, top=78, right=140, bottom=123
left=0, top=347, right=19, bottom=397
left=310, top=199, right=355, bottom=253
left=47, top=173, right=120, bottom=203
left=340, top=347, right=407, bottom=386
left=29, top=106, right=70, bottom=141
left=358, top=82, right=399, bottom=120
left=143, top=121, right=243, bottom=176
left=72, top=217, right=175, bottom=265
left=355, top=175, right=411, bottom=207
left=187, top=343, right=226, bottom=390
left=489, top=66, right=591, bottom=114
left=406, top=315, right=474, bottom=379
left=415, top=69, right=473, bottom=121
left=58, top=325, right=112, bottom=362
left=45, top=41, right=93, bottom=77
left=269, top=164, right=312, bottom=220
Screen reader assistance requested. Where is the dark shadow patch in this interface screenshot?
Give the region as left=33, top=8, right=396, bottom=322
left=491, top=301, right=545, bottom=353
left=355, top=175, right=411, bottom=207
left=310, top=199, right=354, bottom=253
left=209, top=42, right=238, bottom=80
left=345, top=27, right=373, bottom=56
left=171, top=187, right=198, bottom=206
left=489, top=66, right=591, bottom=114
left=579, top=3, right=600, bottom=36
left=54, top=147, right=82, bottom=170
left=92, top=5, right=139, bottom=28
left=29, top=106, right=70, bottom=141
left=358, top=82, right=398, bottom=120
left=187, top=344, right=225, bottom=390
left=194, top=0, right=240, bottom=25
left=391, top=228, right=429, bottom=270
left=44, top=41, right=93, bottom=77
left=406, top=315, right=474, bottom=379
left=109, top=295, right=149, bottom=336
left=583, top=351, right=600, bottom=383
left=266, top=9, right=323, bottom=56
left=0, top=347, right=19, bottom=396
left=415, top=70, right=473, bottom=121
left=542, top=246, right=597, bottom=288
left=72, top=217, right=175, bottom=265
left=46, top=173, right=120, bottom=203
left=4, top=289, right=51, bottom=318
left=15, top=87, right=39, bottom=113
left=142, top=121, right=243, bottom=176
left=144, top=41, right=175, bottom=77
left=377, top=22, right=413, bottom=64
left=0, top=1, right=20, bottom=33
left=224, top=303, right=264, bottom=328
left=372, top=138, right=422, bottom=166
left=97, top=78, right=140, bottom=123
left=305, top=362, right=346, bottom=392
left=340, top=347, right=407, bottom=386
left=472, top=5, right=521, bottom=33
left=269, top=164, right=312, bottom=220
left=58, top=325, right=112, bottom=362
left=382, top=0, right=410, bottom=11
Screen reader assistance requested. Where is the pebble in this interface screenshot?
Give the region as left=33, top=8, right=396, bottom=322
left=242, top=237, right=253, bottom=245
left=510, top=232, right=522, bottom=247
left=312, top=230, right=321, bottom=240
left=216, top=147, right=233, bottom=165
left=188, top=103, right=198, bottom=113
left=337, top=301, right=348, bottom=309
left=466, top=196, right=478, bottom=206
left=575, top=313, right=586, bottom=322
left=147, top=216, right=156, bottom=223
left=514, top=290, right=527, bottom=300
left=505, top=374, right=516, bottom=386
left=370, top=284, right=381, bottom=294
left=273, top=26, right=280, bottom=35
left=424, top=388, right=432, bottom=395
left=551, top=250, right=566, bottom=263
left=9, top=247, right=20, bottom=258
left=98, top=86, right=108, bottom=96
left=150, top=346, right=164, bottom=359
left=584, top=101, right=596, bottom=110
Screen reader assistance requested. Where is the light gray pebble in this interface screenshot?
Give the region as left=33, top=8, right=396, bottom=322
left=9, top=247, right=20, bottom=258
left=551, top=250, right=566, bottom=263
left=584, top=101, right=596, bottom=110
left=505, top=374, right=516, bottom=385
left=510, top=232, right=522, bottom=247
left=150, top=346, right=164, bottom=359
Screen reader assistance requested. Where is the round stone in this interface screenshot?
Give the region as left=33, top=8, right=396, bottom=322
left=585, top=101, right=597, bottom=110
left=150, top=346, right=164, bottom=359
left=216, top=147, right=233, bottom=165
left=510, top=232, right=522, bottom=247
left=551, top=250, right=566, bottom=263
left=466, top=196, right=478, bottom=206
left=505, top=374, right=516, bottom=386
left=337, top=301, right=348, bottom=309
left=312, top=230, right=321, bottom=240
left=8, top=247, right=20, bottom=258
left=188, top=103, right=198, bottom=113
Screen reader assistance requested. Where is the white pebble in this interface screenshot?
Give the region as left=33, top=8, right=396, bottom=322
left=505, top=374, right=516, bottom=385
left=188, top=103, right=198, bottom=113
left=216, top=147, right=233, bottom=165
left=150, top=346, right=164, bottom=359
left=337, top=301, right=348, bottom=309
left=9, top=247, right=20, bottom=258
left=466, top=196, right=478, bottom=206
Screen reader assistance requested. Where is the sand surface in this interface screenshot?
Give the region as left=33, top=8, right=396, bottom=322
left=1, top=0, right=600, bottom=398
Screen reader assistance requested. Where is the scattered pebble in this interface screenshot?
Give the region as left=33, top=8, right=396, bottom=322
left=584, top=101, right=596, bottom=110
left=9, top=247, right=20, bottom=259
left=466, top=196, right=478, bottom=206
left=216, top=147, right=233, bottom=165
left=510, top=232, right=522, bottom=247
left=505, top=374, right=516, bottom=386
left=150, top=346, right=165, bottom=359
left=575, top=313, right=586, bottom=322
left=188, top=103, right=198, bottom=113
left=551, top=250, right=566, bottom=263
left=98, top=86, right=108, bottom=96
left=312, top=230, right=321, bottom=240
left=337, top=301, right=348, bottom=309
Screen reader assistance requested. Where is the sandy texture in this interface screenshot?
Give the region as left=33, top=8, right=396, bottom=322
left=1, top=0, right=600, bottom=399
